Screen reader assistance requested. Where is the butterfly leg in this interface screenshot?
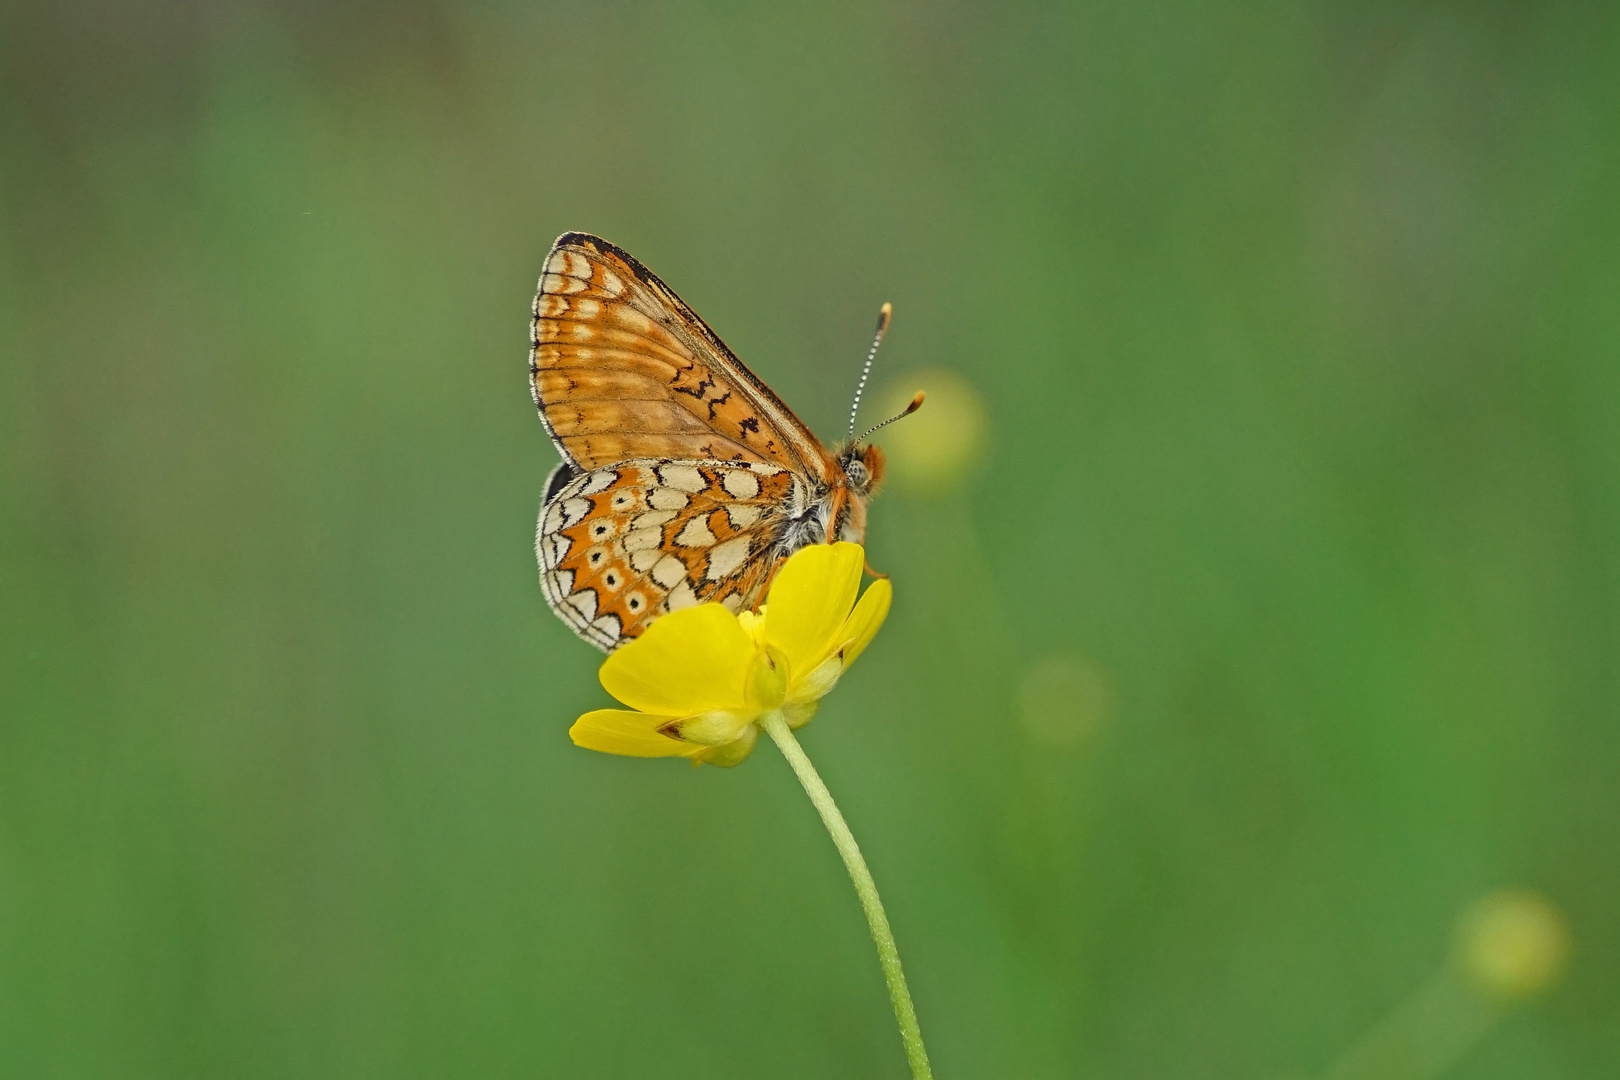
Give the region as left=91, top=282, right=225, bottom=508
left=863, top=558, right=889, bottom=581
left=758, top=556, right=787, bottom=600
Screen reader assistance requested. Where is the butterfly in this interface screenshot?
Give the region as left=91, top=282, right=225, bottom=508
left=530, top=232, right=921, bottom=651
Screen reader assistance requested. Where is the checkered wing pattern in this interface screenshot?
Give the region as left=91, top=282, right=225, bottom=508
left=537, top=458, right=804, bottom=650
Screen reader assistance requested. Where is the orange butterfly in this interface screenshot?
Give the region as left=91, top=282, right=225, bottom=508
left=530, top=232, right=921, bottom=650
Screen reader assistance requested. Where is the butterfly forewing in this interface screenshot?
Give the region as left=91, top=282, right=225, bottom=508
left=531, top=234, right=833, bottom=478
left=537, top=458, right=804, bottom=650
left=531, top=232, right=884, bottom=653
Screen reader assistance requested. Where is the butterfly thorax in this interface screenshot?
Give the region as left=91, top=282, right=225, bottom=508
left=781, top=442, right=883, bottom=546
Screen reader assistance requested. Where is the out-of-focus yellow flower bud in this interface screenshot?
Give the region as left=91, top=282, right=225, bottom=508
left=876, top=369, right=987, bottom=494
left=1454, top=890, right=1571, bottom=1003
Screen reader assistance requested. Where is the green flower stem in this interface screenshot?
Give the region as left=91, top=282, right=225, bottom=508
left=759, top=710, right=934, bottom=1080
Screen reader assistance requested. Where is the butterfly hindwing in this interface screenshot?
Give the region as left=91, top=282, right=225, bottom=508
left=530, top=233, right=834, bottom=478
left=537, top=458, right=805, bottom=650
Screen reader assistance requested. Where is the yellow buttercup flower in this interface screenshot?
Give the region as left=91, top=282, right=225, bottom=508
left=561, top=539, right=932, bottom=1079
left=569, top=541, right=892, bottom=767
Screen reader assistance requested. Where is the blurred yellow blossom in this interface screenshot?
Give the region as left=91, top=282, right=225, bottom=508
left=569, top=542, right=891, bottom=767
left=1454, top=890, right=1571, bottom=1002
left=877, top=369, right=988, bottom=493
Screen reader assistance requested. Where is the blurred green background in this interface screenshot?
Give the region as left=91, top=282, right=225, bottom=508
left=3, top=2, right=1617, bottom=1077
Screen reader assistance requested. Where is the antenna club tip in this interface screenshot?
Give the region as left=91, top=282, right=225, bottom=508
left=876, top=302, right=893, bottom=332
left=908, top=391, right=926, bottom=412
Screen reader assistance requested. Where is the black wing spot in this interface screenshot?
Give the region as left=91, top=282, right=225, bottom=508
left=673, top=375, right=716, bottom=401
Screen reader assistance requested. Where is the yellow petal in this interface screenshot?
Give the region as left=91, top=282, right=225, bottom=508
left=735, top=608, right=765, bottom=643
left=839, top=577, right=892, bottom=668
left=570, top=709, right=702, bottom=758
left=599, top=603, right=754, bottom=716
left=762, top=542, right=864, bottom=676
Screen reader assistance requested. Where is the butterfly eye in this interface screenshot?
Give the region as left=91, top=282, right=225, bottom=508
left=844, top=459, right=869, bottom=487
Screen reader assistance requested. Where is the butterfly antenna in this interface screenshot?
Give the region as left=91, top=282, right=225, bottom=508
left=846, top=302, right=893, bottom=444
left=855, top=390, right=926, bottom=446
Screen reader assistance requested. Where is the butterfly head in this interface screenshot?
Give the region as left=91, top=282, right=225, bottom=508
left=832, top=390, right=918, bottom=543
left=826, top=444, right=882, bottom=546
left=839, top=388, right=924, bottom=501
left=838, top=443, right=886, bottom=498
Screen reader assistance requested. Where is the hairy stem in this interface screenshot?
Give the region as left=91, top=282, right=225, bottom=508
left=759, top=710, right=934, bottom=1080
